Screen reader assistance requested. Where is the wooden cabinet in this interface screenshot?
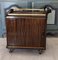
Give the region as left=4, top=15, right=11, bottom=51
left=6, top=16, right=47, bottom=53
left=5, top=7, right=49, bottom=53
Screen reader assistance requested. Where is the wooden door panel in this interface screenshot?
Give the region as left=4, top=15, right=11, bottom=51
left=16, top=17, right=46, bottom=47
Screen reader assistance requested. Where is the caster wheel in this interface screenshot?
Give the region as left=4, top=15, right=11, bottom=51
left=9, top=49, right=14, bottom=53
left=6, top=46, right=8, bottom=48
left=38, top=50, right=43, bottom=54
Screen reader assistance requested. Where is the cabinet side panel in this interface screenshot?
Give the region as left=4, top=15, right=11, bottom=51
left=6, top=18, right=17, bottom=46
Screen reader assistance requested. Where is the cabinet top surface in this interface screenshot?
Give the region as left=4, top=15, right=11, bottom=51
left=6, top=8, right=47, bottom=17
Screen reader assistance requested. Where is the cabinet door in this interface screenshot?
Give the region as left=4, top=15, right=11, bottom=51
left=25, top=17, right=46, bottom=47
left=16, top=17, right=46, bottom=47
left=6, top=18, right=17, bottom=46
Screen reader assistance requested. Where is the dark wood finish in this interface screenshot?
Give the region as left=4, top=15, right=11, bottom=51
left=5, top=5, right=51, bottom=54
left=6, top=15, right=47, bottom=49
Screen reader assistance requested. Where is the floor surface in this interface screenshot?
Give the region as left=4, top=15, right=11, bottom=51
left=0, top=38, right=58, bottom=60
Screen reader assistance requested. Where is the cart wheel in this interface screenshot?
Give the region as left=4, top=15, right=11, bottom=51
left=9, top=49, right=14, bottom=53
left=6, top=46, right=8, bottom=48
left=38, top=50, right=43, bottom=54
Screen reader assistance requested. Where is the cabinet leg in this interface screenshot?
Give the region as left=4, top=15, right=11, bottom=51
left=38, top=50, right=43, bottom=54
left=9, top=49, right=14, bottom=53
left=6, top=46, right=8, bottom=48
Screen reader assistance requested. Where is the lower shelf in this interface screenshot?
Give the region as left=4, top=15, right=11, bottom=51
left=6, top=45, right=46, bottom=50
left=6, top=45, right=46, bottom=54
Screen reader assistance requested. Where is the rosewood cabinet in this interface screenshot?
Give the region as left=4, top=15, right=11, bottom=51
left=5, top=7, right=50, bottom=54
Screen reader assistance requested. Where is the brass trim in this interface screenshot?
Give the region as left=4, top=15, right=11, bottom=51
left=14, top=8, right=44, bottom=11
left=8, top=13, right=46, bottom=16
